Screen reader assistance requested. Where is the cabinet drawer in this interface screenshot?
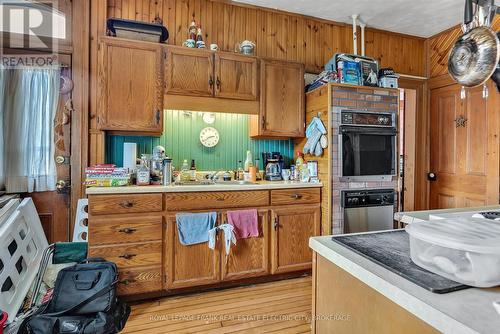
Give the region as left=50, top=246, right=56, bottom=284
left=270, top=188, right=321, bottom=206
left=88, top=194, right=162, bottom=215
left=89, top=242, right=162, bottom=268
left=89, top=216, right=162, bottom=246
left=117, top=266, right=162, bottom=295
left=164, top=191, right=269, bottom=211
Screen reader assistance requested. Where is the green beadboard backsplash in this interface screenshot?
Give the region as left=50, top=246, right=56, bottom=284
left=105, top=110, right=295, bottom=170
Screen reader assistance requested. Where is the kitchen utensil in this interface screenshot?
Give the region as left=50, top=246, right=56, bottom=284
left=448, top=0, right=500, bottom=87
left=281, top=169, right=291, bottom=181
left=264, top=159, right=282, bottom=181
left=449, top=26, right=500, bottom=87
left=162, top=158, right=172, bottom=186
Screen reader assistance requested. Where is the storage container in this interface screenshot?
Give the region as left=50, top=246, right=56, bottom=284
left=406, top=217, right=500, bottom=287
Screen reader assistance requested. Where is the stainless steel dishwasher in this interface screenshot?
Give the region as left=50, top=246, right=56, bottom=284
left=342, top=189, right=396, bottom=233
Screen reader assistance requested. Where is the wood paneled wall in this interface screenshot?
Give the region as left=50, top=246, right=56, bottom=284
left=89, top=0, right=427, bottom=165
left=428, top=17, right=500, bottom=78
left=105, top=0, right=425, bottom=76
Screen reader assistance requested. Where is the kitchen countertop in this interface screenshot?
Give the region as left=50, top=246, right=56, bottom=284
left=310, top=233, right=500, bottom=334
left=86, top=181, right=322, bottom=195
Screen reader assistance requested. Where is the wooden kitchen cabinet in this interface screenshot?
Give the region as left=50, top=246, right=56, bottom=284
left=271, top=204, right=321, bottom=274
left=97, top=37, right=164, bottom=133
left=165, top=46, right=214, bottom=97
left=214, top=53, right=258, bottom=100
left=165, top=46, right=258, bottom=101
left=87, top=187, right=321, bottom=297
left=221, top=209, right=270, bottom=281
left=165, top=215, right=221, bottom=289
left=250, top=59, right=305, bottom=138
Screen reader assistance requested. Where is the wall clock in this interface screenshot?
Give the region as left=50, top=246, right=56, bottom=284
left=200, top=127, right=220, bottom=147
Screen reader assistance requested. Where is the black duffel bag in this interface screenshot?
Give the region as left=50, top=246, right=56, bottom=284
left=27, top=258, right=130, bottom=334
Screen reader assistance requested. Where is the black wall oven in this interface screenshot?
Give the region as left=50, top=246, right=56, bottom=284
left=339, top=110, right=397, bottom=181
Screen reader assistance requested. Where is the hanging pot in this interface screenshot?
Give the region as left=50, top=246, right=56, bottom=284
left=491, top=32, right=500, bottom=92
left=448, top=0, right=500, bottom=87
left=448, top=26, right=500, bottom=87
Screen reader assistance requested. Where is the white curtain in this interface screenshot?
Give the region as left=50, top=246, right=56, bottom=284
left=2, top=68, right=60, bottom=193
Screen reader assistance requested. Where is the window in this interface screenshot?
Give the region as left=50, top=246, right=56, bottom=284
left=0, top=67, right=60, bottom=193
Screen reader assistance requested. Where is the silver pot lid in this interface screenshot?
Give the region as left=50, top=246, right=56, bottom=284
left=448, top=26, right=500, bottom=87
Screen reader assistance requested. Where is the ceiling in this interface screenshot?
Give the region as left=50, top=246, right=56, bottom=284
left=233, top=0, right=500, bottom=38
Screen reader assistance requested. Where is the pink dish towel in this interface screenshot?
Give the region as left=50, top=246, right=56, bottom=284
left=227, top=209, right=259, bottom=240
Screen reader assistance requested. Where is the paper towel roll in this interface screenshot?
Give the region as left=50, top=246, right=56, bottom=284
left=123, top=143, right=137, bottom=172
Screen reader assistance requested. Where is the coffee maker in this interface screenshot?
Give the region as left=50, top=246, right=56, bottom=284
left=262, top=152, right=284, bottom=181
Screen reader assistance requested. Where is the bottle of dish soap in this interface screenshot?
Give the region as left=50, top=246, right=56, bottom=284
left=295, top=151, right=304, bottom=181
left=181, top=159, right=190, bottom=182
left=244, top=150, right=253, bottom=172
left=136, top=154, right=150, bottom=186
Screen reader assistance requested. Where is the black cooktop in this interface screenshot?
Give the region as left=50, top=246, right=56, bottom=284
left=331, top=230, right=469, bottom=294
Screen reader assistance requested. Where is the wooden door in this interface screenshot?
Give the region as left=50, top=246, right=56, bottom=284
left=165, top=46, right=214, bottom=97
left=429, top=83, right=499, bottom=209
left=221, top=209, right=269, bottom=281
left=214, top=53, right=258, bottom=100
left=257, top=59, right=305, bottom=137
left=165, top=215, right=220, bottom=289
left=97, top=37, right=163, bottom=132
left=271, top=204, right=320, bottom=274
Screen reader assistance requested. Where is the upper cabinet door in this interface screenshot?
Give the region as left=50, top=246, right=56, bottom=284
left=214, top=53, right=258, bottom=101
left=97, top=37, right=164, bottom=132
left=259, top=59, right=305, bottom=137
left=165, top=46, right=214, bottom=97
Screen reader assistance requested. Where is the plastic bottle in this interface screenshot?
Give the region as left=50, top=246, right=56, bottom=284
left=236, top=160, right=244, bottom=180
left=295, top=151, right=305, bottom=181
left=136, top=155, right=150, bottom=186
left=244, top=151, right=253, bottom=172
left=181, top=159, right=190, bottom=182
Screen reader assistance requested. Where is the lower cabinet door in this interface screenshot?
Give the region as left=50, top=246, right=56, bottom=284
left=221, top=209, right=270, bottom=281
left=271, top=204, right=321, bottom=274
left=165, top=215, right=221, bottom=289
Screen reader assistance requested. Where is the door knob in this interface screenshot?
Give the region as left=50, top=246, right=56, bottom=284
left=427, top=172, right=437, bottom=181
left=56, top=180, right=70, bottom=193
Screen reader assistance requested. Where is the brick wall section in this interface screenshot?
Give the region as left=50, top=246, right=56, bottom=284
left=330, top=85, right=399, bottom=235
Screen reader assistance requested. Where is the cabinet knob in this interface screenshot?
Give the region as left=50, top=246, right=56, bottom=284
left=291, top=193, right=303, bottom=199
left=216, top=77, right=221, bottom=89
left=119, top=253, right=137, bottom=260
left=119, top=201, right=134, bottom=208
left=118, top=278, right=136, bottom=286
left=118, top=227, right=137, bottom=234
left=209, top=76, right=214, bottom=87
left=155, top=109, right=161, bottom=124
left=273, top=217, right=280, bottom=230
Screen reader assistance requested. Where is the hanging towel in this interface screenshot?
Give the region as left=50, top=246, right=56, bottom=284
left=218, top=224, right=237, bottom=256
left=176, top=212, right=217, bottom=246
left=207, top=224, right=236, bottom=255
left=227, top=209, right=259, bottom=240
left=208, top=226, right=218, bottom=250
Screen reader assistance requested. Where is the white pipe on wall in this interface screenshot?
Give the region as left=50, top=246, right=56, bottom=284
left=360, top=22, right=366, bottom=56
left=351, top=14, right=358, bottom=55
